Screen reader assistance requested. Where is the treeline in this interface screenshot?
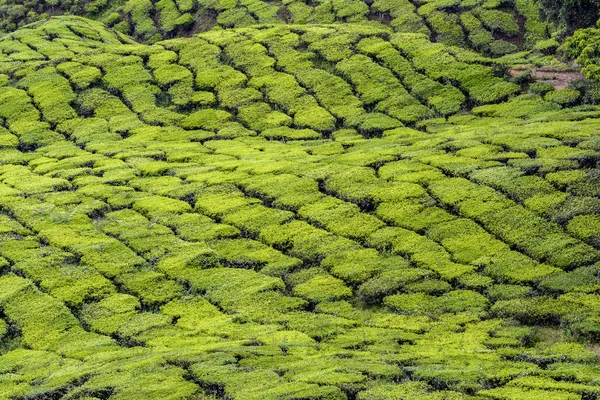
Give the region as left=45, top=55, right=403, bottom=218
left=538, top=0, right=600, bottom=33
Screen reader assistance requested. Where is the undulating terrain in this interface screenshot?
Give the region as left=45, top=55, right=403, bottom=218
left=0, top=1, right=600, bottom=399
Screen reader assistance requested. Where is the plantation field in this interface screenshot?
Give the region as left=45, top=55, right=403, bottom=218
left=0, top=2, right=599, bottom=400
left=0, top=0, right=557, bottom=56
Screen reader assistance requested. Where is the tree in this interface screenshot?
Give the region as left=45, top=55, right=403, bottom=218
left=539, top=0, right=600, bottom=34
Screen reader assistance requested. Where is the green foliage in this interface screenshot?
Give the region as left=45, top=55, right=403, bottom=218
left=0, top=0, right=550, bottom=58
left=0, top=9, right=598, bottom=400
left=564, top=26, right=600, bottom=80
left=385, top=290, right=489, bottom=317
left=293, top=274, right=353, bottom=302
left=181, top=109, right=233, bottom=130
left=529, top=82, right=555, bottom=96
left=545, top=88, right=582, bottom=105
left=476, top=9, right=520, bottom=36
left=539, top=0, right=599, bottom=34
left=567, top=214, right=600, bottom=246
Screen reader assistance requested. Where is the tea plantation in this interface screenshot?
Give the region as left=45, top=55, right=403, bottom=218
left=0, top=0, right=557, bottom=56
left=0, top=1, right=599, bottom=399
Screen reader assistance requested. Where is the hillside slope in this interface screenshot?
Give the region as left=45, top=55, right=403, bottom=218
left=0, top=16, right=599, bottom=399
left=0, top=0, right=556, bottom=57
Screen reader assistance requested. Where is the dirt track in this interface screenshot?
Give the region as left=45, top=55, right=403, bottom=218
left=510, top=68, right=585, bottom=90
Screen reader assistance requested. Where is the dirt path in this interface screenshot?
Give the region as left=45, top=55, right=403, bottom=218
left=510, top=68, right=585, bottom=90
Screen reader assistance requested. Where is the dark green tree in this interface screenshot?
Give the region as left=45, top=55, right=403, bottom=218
left=539, top=0, right=600, bottom=33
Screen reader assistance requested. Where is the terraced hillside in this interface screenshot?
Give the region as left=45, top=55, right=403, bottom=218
left=0, top=0, right=556, bottom=56
left=0, top=4, right=600, bottom=400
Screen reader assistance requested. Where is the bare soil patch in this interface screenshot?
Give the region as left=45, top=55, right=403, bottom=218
left=510, top=68, right=585, bottom=90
